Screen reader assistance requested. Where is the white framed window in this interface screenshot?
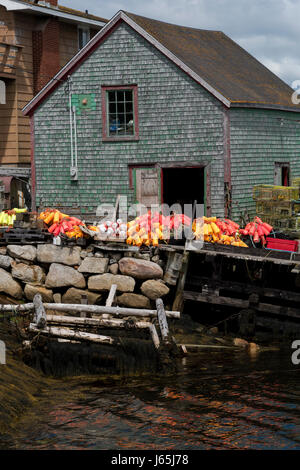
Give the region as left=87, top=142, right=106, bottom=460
left=78, top=26, right=90, bottom=49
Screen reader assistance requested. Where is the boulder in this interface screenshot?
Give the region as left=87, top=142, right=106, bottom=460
left=45, top=263, right=86, bottom=288
left=53, top=293, right=62, bottom=303
left=117, top=293, right=151, bottom=309
left=88, top=273, right=135, bottom=292
left=37, top=244, right=81, bottom=266
left=108, top=263, right=119, bottom=275
left=0, top=247, right=6, bottom=255
left=119, top=257, right=163, bottom=280
left=0, top=255, right=12, bottom=269
left=7, top=245, right=37, bottom=262
left=140, top=280, right=170, bottom=300
left=0, top=268, right=23, bottom=299
left=11, top=262, right=45, bottom=285
left=24, top=284, right=53, bottom=302
left=62, top=288, right=102, bottom=305
left=78, top=257, right=108, bottom=274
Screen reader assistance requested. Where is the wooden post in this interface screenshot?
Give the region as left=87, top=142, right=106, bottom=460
left=33, top=294, right=47, bottom=329
left=148, top=324, right=160, bottom=349
left=103, top=284, right=117, bottom=319
left=172, top=251, right=189, bottom=312
left=156, top=298, right=170, bottom=344
left=106, top=284, right=117, bottom=307
left=80, top=293, right=88, bottom=318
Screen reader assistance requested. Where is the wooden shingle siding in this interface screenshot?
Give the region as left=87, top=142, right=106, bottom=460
left=33, top=23, right=225, bottom=216
left=230, top=108, right=300, bottom=220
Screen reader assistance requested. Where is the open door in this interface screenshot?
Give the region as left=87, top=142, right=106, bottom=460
left=274, top=163, right=290, bottom=186
left=162, top=167, right=205, bottom=212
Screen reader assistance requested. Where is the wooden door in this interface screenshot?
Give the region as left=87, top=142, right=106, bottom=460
left=134, top=167, right=161, bottom=211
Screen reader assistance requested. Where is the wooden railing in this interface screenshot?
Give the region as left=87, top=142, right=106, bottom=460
left=0, top=42, right=23, bottom=78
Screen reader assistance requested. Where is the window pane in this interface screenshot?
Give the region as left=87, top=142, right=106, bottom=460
left=125, top=90, right=132, bottom=101
left=117, top=90, right=125, bottom=102
left=78, top=28, right=90, bottom=49
left=117, top=102, right=124, bottom=114
left=125, top=102, right=133, bottom=113
left=109, top=102, right=116, bottom=114
left=108, top=91, right=116, bottom=102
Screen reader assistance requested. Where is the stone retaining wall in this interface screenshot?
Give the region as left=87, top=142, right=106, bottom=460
left=0, top=244, right=171, bottom=308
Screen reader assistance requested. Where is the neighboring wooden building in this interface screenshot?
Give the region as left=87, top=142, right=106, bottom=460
left=0, top=0, right=107, bottom=192
left=23, top=11, right=300, bottom=219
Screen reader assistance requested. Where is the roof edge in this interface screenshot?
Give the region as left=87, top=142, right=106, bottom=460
left=230, top=102, right=300, bottom=113
left=23, top=9, right=123, bottom=116
left=23, top=10, right=232, bottom=116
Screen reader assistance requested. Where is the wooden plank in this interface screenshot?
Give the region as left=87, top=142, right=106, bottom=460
left=183, top=291, right=300, bottom=319
left=179, top=343, right=239, bottom=350
left=188, top=276, right=300, bottom=304
left=158, top=243, right=300, bottom=266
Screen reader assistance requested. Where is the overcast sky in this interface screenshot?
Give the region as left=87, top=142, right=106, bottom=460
left=63, top=0, right=300, bottom=87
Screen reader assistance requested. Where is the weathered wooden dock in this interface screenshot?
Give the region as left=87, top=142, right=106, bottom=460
left=160, top=242, right=300, bottom=336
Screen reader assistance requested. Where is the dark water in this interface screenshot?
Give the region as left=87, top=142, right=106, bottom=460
left=4, top=349, right=300, bottom=450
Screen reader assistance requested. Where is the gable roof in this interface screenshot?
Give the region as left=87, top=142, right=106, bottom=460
left=23, top=10, right=300, bottom=116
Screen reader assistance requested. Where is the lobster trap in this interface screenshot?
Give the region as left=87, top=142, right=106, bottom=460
left=253, top=184, right=298, bottom=202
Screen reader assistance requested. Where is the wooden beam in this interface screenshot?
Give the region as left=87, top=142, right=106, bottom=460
left=29, top=323, right=115, bottom=345
left=158, top=244, right=300, bottom=266
left=172, top=251, right=189, bottom=312
left=183, top=291, right=300, bottom=320
left=189, top=276, right=300, bottom=304
left=179, top=343, right=239, bottom=350
left=148, top=324, right=160, bottom=349
left=42, top=303, right=180, bottom=318
left=46, top=314, right=151, bottom=329
left=46, top=314, right=161, bottom=349
left=0, top=303, right=34, bottom=312
left=156, top=298, right=170, bottom=344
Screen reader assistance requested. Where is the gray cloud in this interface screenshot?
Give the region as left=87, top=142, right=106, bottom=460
left=63, top=0, right=300, bottom=86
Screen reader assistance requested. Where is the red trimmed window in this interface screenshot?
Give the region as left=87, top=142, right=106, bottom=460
left=101, top=85, right=139, bottom=141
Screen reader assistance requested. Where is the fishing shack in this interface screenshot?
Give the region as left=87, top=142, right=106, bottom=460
left=22, top=10, right=300, bottom=221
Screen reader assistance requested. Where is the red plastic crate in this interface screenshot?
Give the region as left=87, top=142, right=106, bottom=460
left=266, top=237, right=298, bottom=252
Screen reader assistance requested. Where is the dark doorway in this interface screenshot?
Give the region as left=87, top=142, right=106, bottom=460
left=274, top=162, right=290, bottom=186
left=162, top=167, right=205, bottom=210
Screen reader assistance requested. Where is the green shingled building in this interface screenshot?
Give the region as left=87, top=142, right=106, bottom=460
left=23, top=10, right=300, bottom=221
